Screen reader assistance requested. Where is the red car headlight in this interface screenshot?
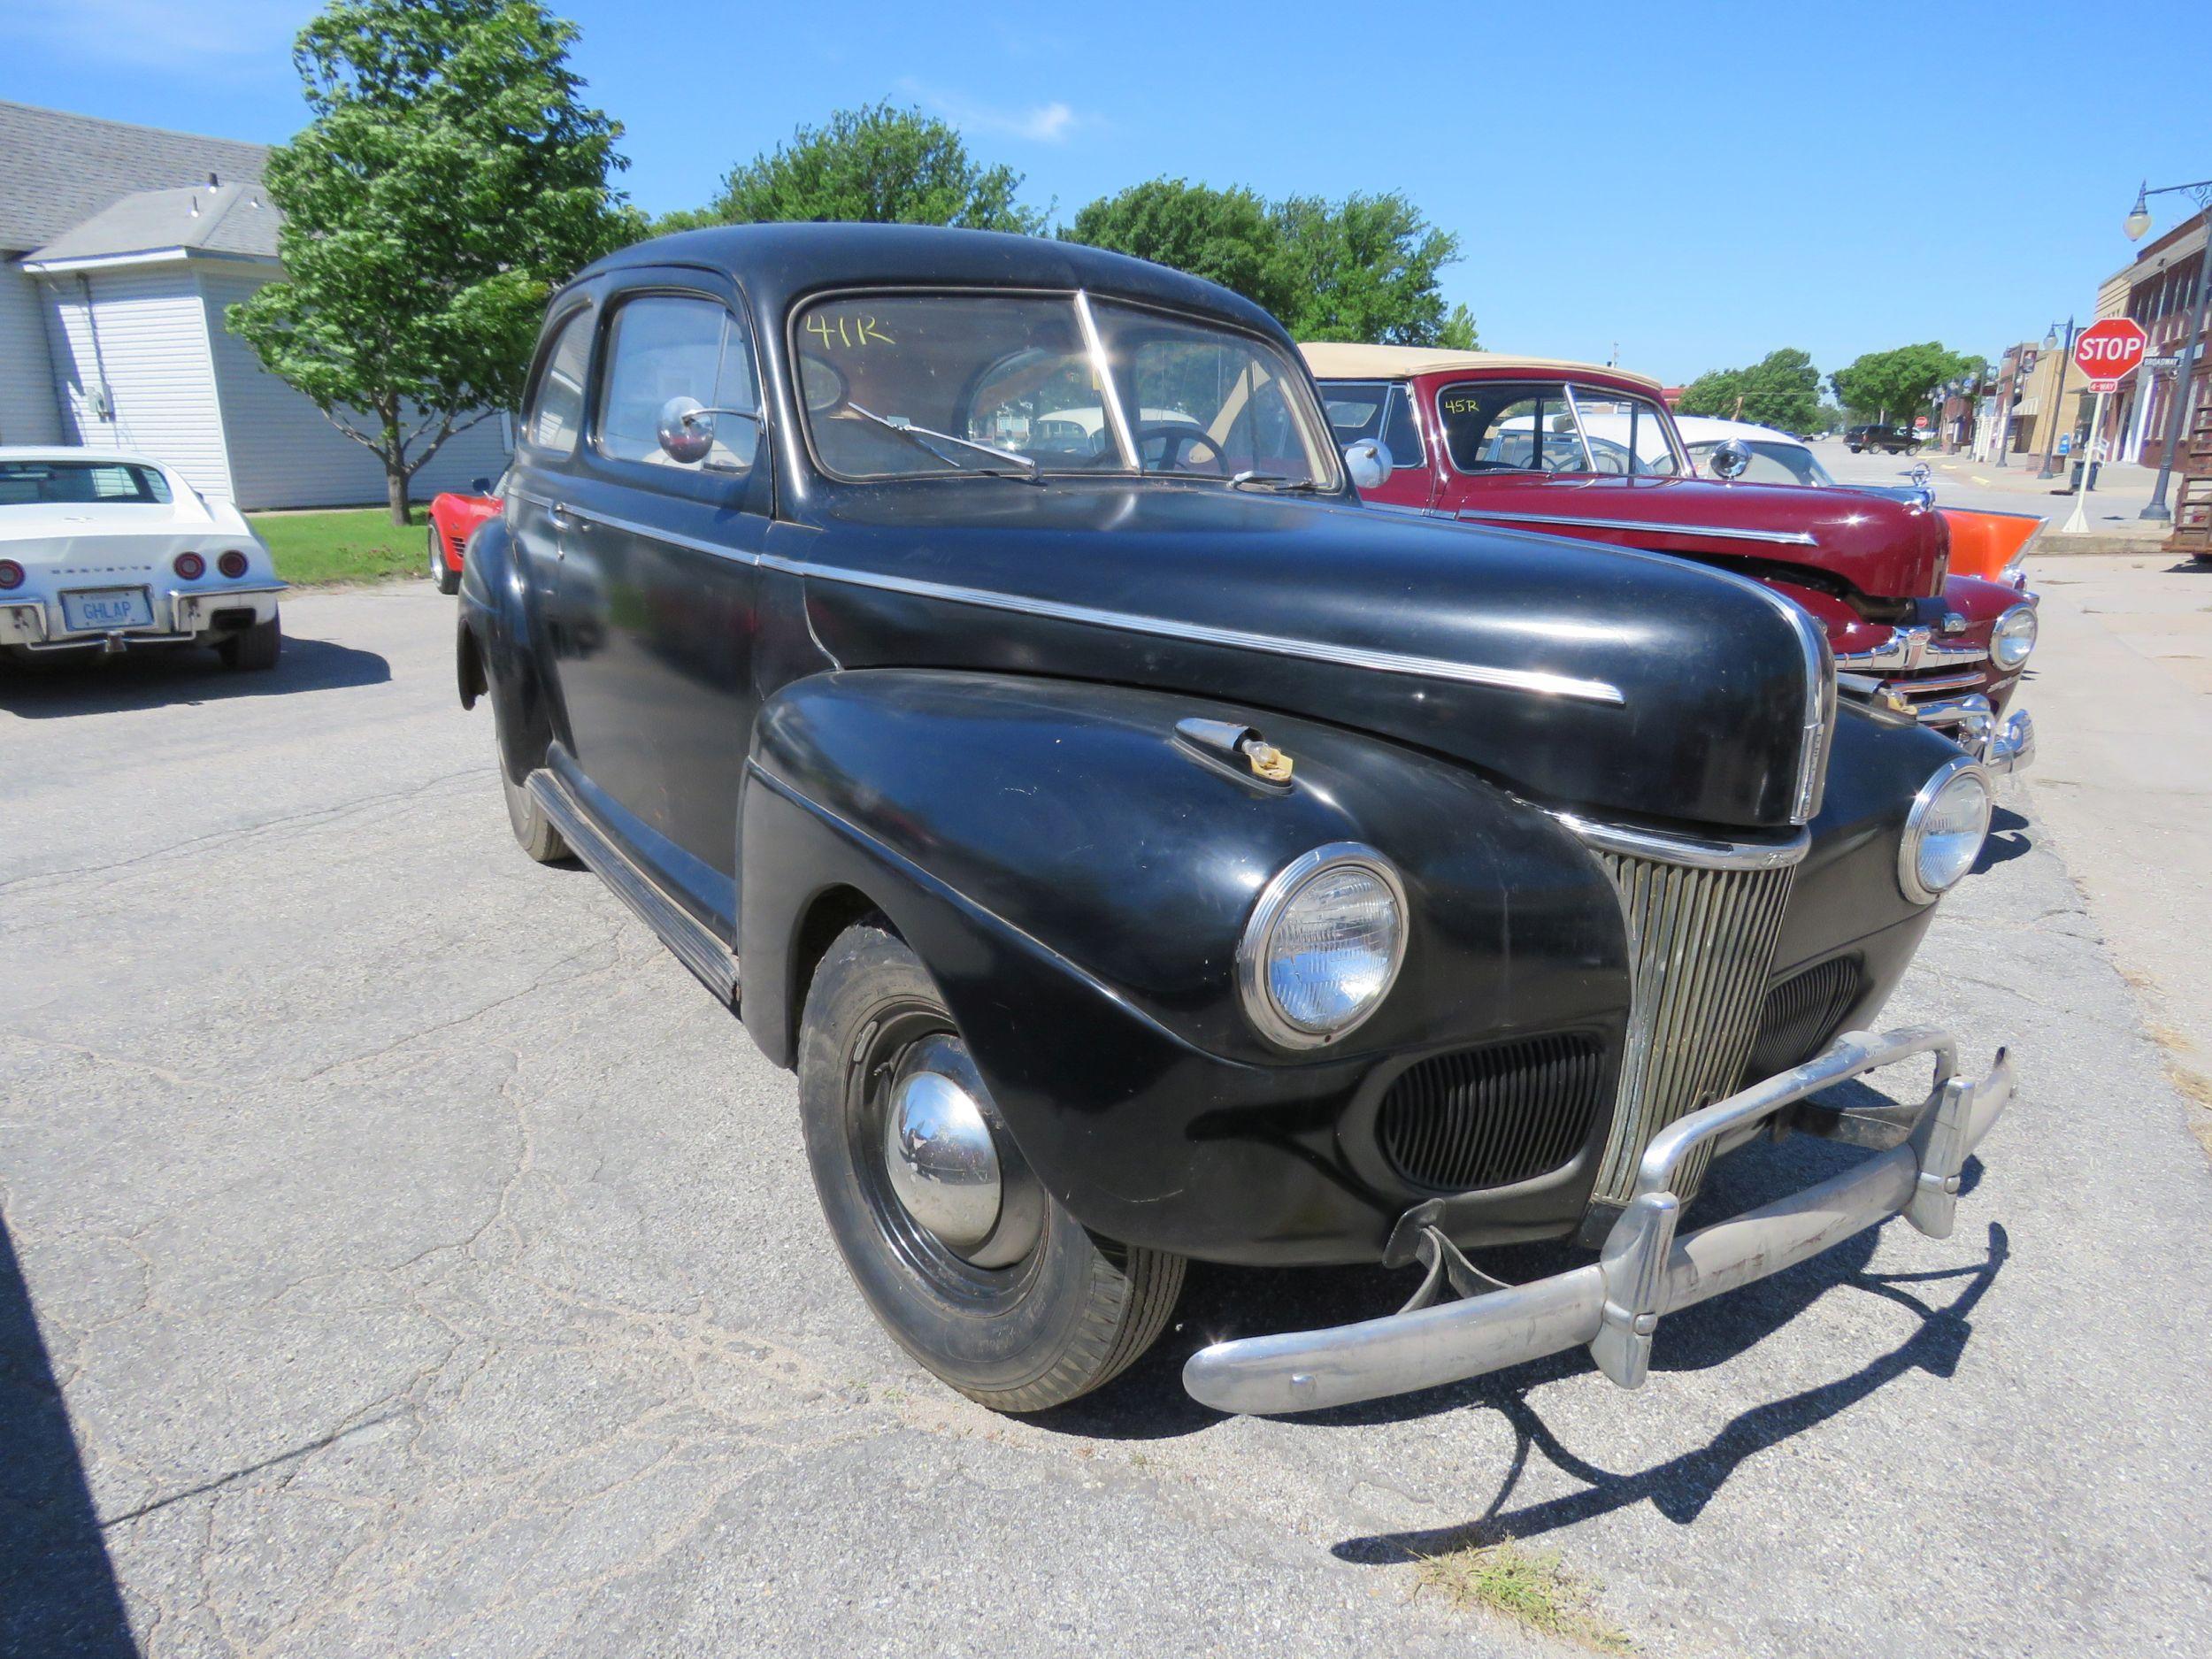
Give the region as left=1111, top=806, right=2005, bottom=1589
left=218, top=549, right=250, bottom=579
left=173, top=551, right=205, bottom=580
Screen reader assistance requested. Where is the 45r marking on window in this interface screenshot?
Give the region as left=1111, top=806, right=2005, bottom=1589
left=806, top=312, right=895, bottom=349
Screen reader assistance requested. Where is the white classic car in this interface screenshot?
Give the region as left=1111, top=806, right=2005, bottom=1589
left=0, top=448, right=284, bottom=669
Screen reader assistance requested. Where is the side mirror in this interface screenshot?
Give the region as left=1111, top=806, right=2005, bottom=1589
left=1706, top=437, right=1753, bottom=481
left=469, top=476, right=494, bottom=497
left=1342, top=437, right=1395, bottom=491
left=657, top=396, right=717, bottom=465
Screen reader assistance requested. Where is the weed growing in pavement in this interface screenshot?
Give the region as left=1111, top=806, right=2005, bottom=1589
left=1408, top=1536, right=1631, bottom=1652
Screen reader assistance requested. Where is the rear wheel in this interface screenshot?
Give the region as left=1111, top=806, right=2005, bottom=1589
left=217, top=612, right=281, bottom=672
left=797, top=922, right=1183, bottom=1412
left=490, top=672, right=568, bottom=863
left=429, top=526, right=461, bottom=595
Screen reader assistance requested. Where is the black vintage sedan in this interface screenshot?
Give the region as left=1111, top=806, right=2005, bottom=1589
left=458, top=224, right=2013, bottom=1417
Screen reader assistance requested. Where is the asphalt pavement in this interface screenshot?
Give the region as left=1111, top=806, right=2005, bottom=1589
left=4, top=586, right=2209, bottom=1657
left=1818, top=440, right=2169, bottom=529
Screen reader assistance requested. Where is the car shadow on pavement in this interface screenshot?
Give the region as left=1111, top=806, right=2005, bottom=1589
left=0, top=636, right=389, bottom=718
left=1976, top=804, right=2033, bottom=876
left=0, top=1216, right=137, bottom=1657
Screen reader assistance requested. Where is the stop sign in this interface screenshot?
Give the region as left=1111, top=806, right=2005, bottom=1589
left=2074, top=318, right=2149, bottom=389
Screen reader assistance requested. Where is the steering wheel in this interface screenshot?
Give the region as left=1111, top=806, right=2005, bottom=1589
left=1133, top=423, right=1224, bottom=471
left=1540, top=446, right=1586, bottom=474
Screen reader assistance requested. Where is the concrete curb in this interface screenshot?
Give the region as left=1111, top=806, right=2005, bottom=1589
left=2033, top=531, right=2193, bottom=558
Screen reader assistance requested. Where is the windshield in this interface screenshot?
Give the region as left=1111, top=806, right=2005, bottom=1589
left=1435, top=380, right=1681, bottom=478
left=793, top=293, right=1338, bottom=488
left=1686, top=438, right=1834, bottom=488
left=0, top=459, right=173, bottom=506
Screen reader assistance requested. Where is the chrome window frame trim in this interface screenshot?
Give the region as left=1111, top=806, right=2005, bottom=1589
left=1235, top=842, right=1409, bottom=1050
left=1898, top=753, right=1993, bottom=906
left=1555, top=814, right=1811, bottom=872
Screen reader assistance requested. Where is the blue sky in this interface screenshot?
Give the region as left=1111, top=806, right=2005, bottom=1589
left=5, top=0, right=2207, bottom=386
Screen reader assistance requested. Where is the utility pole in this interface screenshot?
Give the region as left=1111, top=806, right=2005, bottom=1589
left=2037, top=318, right=2079, bottom=480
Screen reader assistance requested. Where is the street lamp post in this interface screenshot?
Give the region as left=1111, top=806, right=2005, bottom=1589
left=2037, top=317, right=2078, bottom=481
left=2125, top=178, right=2212, bottom=522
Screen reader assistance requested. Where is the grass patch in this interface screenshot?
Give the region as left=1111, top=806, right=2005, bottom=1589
left=249, top=507, right=427, bottom=587
left=1409, top=1537, right=1631, bottom=1652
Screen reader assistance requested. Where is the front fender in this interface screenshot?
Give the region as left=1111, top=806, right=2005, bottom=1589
left=738, top=670, right=1632, bottom=1262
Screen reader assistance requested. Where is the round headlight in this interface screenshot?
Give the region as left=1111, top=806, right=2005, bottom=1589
left=1238, top=844, right=1407, bottom=1048
left=1900, top=758, right=1993, bottom=903
left=1991, top=603, right=2038, bottom=670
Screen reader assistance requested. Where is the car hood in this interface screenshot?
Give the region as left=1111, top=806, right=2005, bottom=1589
left=791, top=484, right=1826, bottom=832
left=1446, top=474, right=1948, bottom=602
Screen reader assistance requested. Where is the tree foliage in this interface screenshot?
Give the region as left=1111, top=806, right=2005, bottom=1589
left=1064, top=180, right=1285, bottom=311
left=229, top=0, right=637, bottom=522
left=1065, top=179, right=1474, bottom=348
left=1829, top=342, right=1983, bottom=422
left=685, top=104, right=1048, bottom=234
left=1677, top=348, right=1823, bottom=433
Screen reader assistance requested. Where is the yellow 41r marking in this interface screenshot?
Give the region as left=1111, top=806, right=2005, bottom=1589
left=806, top=312, right=895, bottom=349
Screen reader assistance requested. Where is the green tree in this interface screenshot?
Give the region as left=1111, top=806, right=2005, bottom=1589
left=1065, top=180, right=1473, bottom=347
left=1270, top=193, right=1463, bottom=345
left=1829, top=342, right=1982, bottom=423
left=1063, top=180, right=1289, bottom=315
left=229, top=0, right=637, bottom=525
left=1678, top=348, right=1822, bottom=432
left=689, top=104, right=1046, bottom=233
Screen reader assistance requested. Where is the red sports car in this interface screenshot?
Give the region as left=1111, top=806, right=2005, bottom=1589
left=426, top=472, right=503, bottom=595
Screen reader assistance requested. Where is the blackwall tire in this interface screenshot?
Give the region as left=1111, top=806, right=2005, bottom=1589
left=796, top=921, right=1183, bottom=1413
left=430, top=527, right=461, bottom=595
left=217, top=612, right=281, bottom=671
left=491, top=680, right=568, bottom=864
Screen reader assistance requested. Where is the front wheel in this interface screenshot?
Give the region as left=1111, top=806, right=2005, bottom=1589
left=429, top=526, right=461, bottom=595
left=797, top=922, right=1183, bottom=1412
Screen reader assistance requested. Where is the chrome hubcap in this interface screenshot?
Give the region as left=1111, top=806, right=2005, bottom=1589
left=884, top=1067, right=1002, bottom=1254
left=876, top=1032, right=1043, bottom=1270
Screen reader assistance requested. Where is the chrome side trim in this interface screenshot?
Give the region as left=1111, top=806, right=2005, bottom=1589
left=1459, top=508, right=1820, bottom=548
left=525, top=769, right=740, bottom=1005
left=1555, top=814, right=1810, bottom=871
left=514, top=498, right=1619, bottom=705
left=757, top=556, right=1627, bottom=705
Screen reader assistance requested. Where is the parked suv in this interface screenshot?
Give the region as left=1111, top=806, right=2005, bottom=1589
left=1307, top=346, right=2033, bottom=773
left=1847, top=423, right=1924, bottom=454
left=458, top=225, right=2013, bottom=1417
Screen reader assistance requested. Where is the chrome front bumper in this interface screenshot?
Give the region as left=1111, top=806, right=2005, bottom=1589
left=1916, top=693, right=2034, bottom=776
left=1183, top=1026, right=2013, bottom=1415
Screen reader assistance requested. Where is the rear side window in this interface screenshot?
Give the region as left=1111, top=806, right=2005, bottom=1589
left=1319, top=381, right=1424, bottom=467
left=595, top=295, right=759, bottom=473
left=526, top=311, right=592, bottom=454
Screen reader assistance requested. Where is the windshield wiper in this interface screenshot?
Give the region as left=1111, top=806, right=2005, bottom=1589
left=846, top=403, right=1041, bottom=478
left=1228, top=471, right=1319, bottom=493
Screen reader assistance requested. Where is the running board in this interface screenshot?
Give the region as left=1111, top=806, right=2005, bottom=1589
left=525, top=769, right=740, bottom=1006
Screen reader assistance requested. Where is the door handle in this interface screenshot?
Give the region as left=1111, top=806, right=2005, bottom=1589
left=548, top=502, right=580, bottom=533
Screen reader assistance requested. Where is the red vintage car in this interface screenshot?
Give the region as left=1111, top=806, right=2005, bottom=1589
left=1304, top=344, right=2036, bottom=773
left=426, top=472, right=503, bottom=596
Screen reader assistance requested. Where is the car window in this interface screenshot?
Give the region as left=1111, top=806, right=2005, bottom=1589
left=1320, top=381, right=1425, bottom=468
left=526, top=311, right=592, bottom=454
left=0, top=460, right=172, bottom=505
left=791, top=292, right=1337, bottom=489
left=1437, top=380, right=1680, bottom=477
left=595, top=295, right=758, bottom=472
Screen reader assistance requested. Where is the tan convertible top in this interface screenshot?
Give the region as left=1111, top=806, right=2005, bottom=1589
left=1299, top=341, right=1666, bottom=395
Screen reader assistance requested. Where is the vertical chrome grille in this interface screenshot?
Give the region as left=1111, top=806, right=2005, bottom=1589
left=1578, top=826, right=1804, bottom=1205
